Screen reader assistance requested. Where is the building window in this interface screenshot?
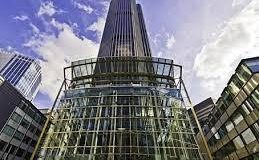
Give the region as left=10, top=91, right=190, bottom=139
left=240, top=99, right=255, bottom=115
left=224, top=141, right=236, bottom=156
left=222, top=90, right=233, bottom=106
left=20, top=118, right=30, bottom=129
left=11, top=112, right=22, bottom=124
left=232, top=113, right=244, bottom=125
left=240, top=104, right=250, bottom=115
left=14, top=131, right=24, bottom=141
left=9, top=145, right=17, bottom=155
left=233, top=136, right=244, bottom=149
left=236, top=64, right=252, bottom=83
left=3, top=125, right=15, bottom=137
left=28, top=124, right=36, bottom=133
left=0, top=140, right=7, bottom=151
left=22, top=135, right=32, bottom=144
left=251, top=89, right=259, bottom=106
left=245, top=58, right=259, bottom=72
left=252, top=122, right=259, bottom=138
left=25, top=152, right=32, bottom=159
left=30, top=139, right=37, bottom=147
left=16, top=148, right=25, bottom=157
left=218, top=127, right=227, bottom=138
left=242, top=128, right=256, bottom=144
left=0, top=76, right=4, bottom=86
left=215, top=132, right=220, bottom=140
left=228, top=75, right=242, bottom=97
left=225, top=121, right=234, bottom=132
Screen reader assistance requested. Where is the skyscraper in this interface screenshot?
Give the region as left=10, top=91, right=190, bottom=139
left=98, top=0, right=150, bottom=57
left=0, top=49, right=41, bottom=101
left=38, top=0, right=202, bottom=159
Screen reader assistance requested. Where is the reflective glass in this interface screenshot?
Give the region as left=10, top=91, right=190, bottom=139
left=252, top=122, right=259, bottom=137
left=242, top=128, right=256, bottom=144
left=226, top=121, right=234, bottom=132
left=233, top=136, right=244, bottom=149
left=232, top=113, right=243, bottom=125
left=11, top=112, right=22, bottom=124
left=236, top=64, right=252, bottom=82
left=3, top=125, right=15, bottom=137
left=245, top=58, right=259, bottom=72
left=251, top=89, right=259, bottom=106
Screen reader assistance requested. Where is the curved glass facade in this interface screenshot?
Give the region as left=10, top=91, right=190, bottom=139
left=40, top=57, right=201, bottom=160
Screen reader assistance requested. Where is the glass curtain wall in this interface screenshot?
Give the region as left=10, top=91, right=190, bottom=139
left=40, top=57, right=201, bottom=160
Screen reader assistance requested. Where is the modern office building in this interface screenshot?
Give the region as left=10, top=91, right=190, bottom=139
left=0, top=75, right=46, bottom=159
left=98, top=0, right=151, bottom=57
left=0, top=49, right=41, bottom=101
left=187, top=98, right=215, bottom=159
left=188, top=97, right=215, bottom=134
left=205, top=57, right=259, bottom=159
left=38, top=0, right=202, bottom=159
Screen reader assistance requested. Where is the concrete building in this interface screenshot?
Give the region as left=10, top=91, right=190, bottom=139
left=0, top=76, right=46, bottom=159
left=205, top=57, right=259, bottom=159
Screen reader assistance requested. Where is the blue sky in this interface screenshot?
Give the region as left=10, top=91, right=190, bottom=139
left=0, top=0, right=258, bottom=108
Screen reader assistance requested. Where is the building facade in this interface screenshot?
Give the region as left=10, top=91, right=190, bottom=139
left=0, top=49, right=41, bottom=101
left=188, top=98, right=215, bottom=134
left=187, top=98, right=215, bottom=159
left=0, top=76, right=46, bottom=159
left=98, top=0, right=150, bottom=57
left=205, top=57, right=259, bottom=159
left=39, top=0, right=202, bottom=159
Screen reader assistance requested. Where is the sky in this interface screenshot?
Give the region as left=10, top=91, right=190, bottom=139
left=0, top=0, right=258, bottom=108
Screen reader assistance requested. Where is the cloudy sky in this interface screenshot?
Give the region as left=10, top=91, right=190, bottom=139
left=0, top=0, right=258, bottom=108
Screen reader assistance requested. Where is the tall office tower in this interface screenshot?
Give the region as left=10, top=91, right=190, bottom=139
left=205, top=57, right=259, bottom=159
left=98, top=0, right=150, bottom=57
left=39, top=0, right=202, bottom=159
left=0, top=49, right=41, bottom=101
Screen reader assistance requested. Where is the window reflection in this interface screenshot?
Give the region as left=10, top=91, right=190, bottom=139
left=245, top=58, right=259, bottom=72
left=242, top=128, right=256, bottom=144
left=163, top=65, right=170, bottom=76
left=251, top=89, right=259, bottom=106
left=225, top=121, right=234, bottom=132
left=222, top=90, right=233, bottom=106
left=236, top=64, right=252, bottom=83
left=228, top=74, right=243, bottom=97
left=232, top=112, right=243, bottom=125
left=233, top=136, right=244, bottom=149
left=252, top=122, right=259, bottom=137
left=157, top=63, right=164, bottom=75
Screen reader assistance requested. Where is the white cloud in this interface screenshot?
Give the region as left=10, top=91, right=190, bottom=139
left=24, top=20, right=99, bottom=100
left=100, top=1, right=110, bottom=13
left=29, top=23, right=40, bottom=34
left=166, top=34, right=176, bottom=49
left=194, top=0, right=259, bottom=97
left=38, top=1, right=56, bottom=16
left=87, top=17, right=106, bottom=39
left=232, top=0, right=250, bottom=7
left=13, top=15, right=29, bottom=21
left=73, top=2, right=93, bottom=14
